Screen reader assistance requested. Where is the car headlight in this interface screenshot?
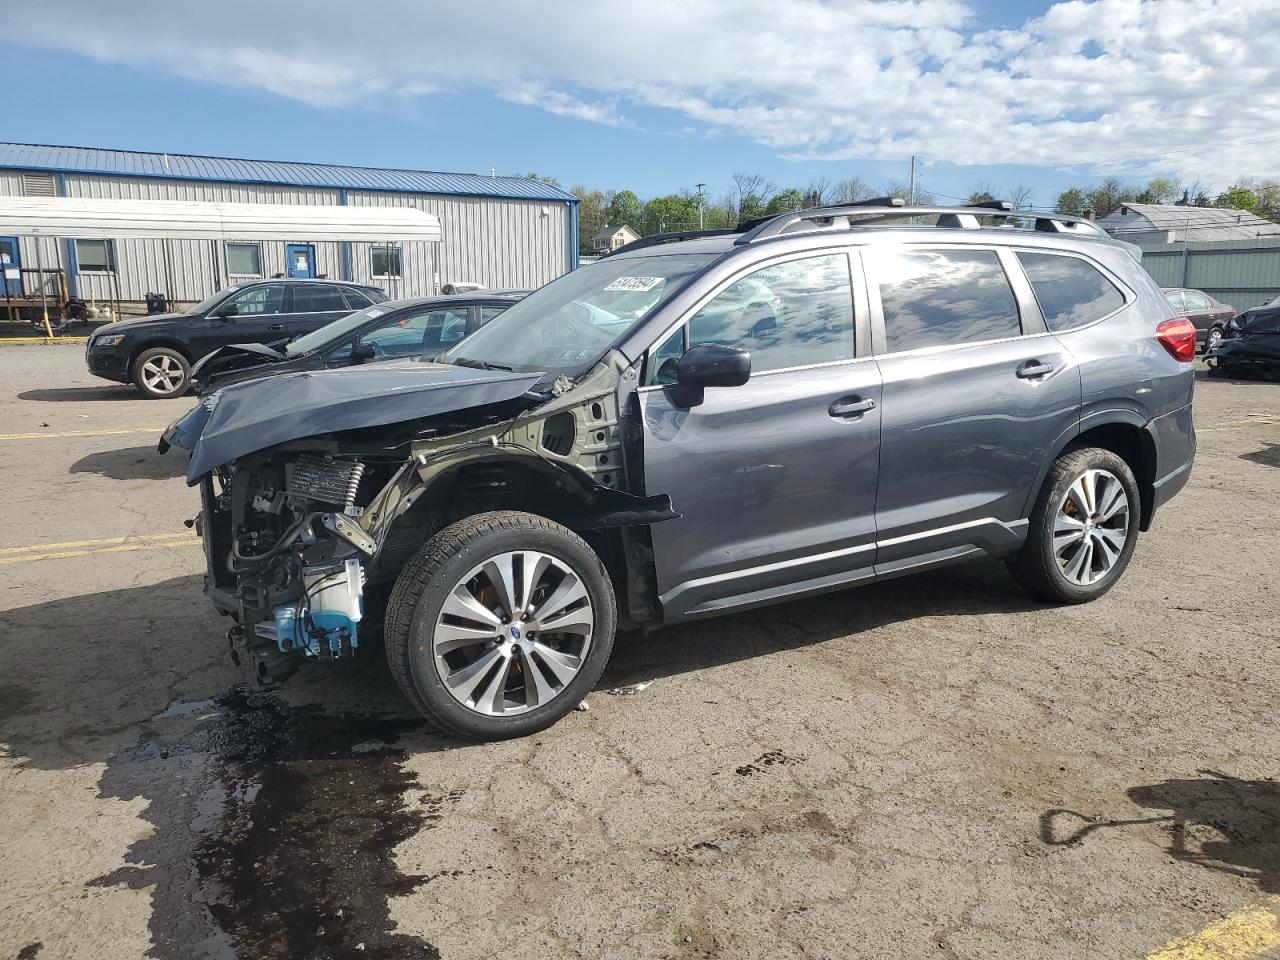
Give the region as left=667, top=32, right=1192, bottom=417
left=93, top=334, right=126, bottom=347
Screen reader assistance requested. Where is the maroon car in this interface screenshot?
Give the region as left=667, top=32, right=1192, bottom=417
left=1162, top=288, right=1235, bottom=352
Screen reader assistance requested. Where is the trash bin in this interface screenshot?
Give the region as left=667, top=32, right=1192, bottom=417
left=145, top=292, right=168, bottom=315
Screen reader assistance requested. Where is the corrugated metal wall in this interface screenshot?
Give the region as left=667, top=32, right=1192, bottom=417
left=0, top=170, right=572, bottom=307
left=1134, top=237, right=1280, bottom=312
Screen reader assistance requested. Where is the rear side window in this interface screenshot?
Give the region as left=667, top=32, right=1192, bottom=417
left=342, top=288, right=373, bottom=309
left=293, top=284, right=349, bottom=312
left=1018, top=253, right=1126, bottom=332
left=873, top=249, right=1020, bottom=352
left=480, top=305, right=509, bottom=325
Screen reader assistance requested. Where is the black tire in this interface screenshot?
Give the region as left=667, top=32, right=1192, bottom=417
left=1008, top=447, right=1141, bottom=604
left=131, top=346, right=191, bottom=398
left=1204, top=326, right=1224, bottom=353
left=384, top=511, right=616, bottom=740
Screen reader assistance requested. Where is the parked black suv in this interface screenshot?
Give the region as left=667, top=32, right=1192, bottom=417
left=85, top=279, right=387, bottom=398
left=163, top=201, right=1196, bottom=741
left=191, top=291, right=528, bottom=394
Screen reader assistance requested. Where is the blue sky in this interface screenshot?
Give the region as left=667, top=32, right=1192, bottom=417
left=5, top=1, right=1277, bottom=209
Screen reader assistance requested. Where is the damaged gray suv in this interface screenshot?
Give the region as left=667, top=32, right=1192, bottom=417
left=163, top=200, right=1197, bottom=740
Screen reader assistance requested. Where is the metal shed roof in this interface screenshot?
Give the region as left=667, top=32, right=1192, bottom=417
left=1099, top=203, right=1280, bottom=241
left=0, top=195, right=443, bottom=241
left=0, top=142, right=578, bottom=203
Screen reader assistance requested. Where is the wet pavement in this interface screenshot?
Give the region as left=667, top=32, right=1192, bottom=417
left=2, top=344, right=1280, bottom=960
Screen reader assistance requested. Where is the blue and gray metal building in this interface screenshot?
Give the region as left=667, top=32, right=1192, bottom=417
left=0, top=143, right=579, bottom=307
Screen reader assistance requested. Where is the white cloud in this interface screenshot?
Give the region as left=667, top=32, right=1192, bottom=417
left=9, top=0, right=1280, bottom=183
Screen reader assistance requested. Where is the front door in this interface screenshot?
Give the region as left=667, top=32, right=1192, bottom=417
left=286, top=243, right=316, bottom=279
left=194, top=282, right=289, bottom=355
left=865, top=245, right=1081, bottom=571
left=0, top=237, right=20, bottom=297
left=639, top=251, right=882, bottom=620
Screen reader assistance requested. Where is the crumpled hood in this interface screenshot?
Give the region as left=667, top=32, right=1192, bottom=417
left=177, top=360, right=543, bottom=483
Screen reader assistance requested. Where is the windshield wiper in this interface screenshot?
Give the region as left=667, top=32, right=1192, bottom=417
left=451, top=357, right=514, bottom=372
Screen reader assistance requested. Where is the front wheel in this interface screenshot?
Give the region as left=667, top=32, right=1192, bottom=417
left=1008, top=447, right=1140, bottom=604
left=384, top=511, right=616, bottom=740
left=1204, top=326, right=1224, bottom=353
left=132, top=347, right=191, bottom=398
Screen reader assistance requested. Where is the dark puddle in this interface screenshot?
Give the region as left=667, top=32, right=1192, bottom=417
left=94, top=687, right=441, bottom=959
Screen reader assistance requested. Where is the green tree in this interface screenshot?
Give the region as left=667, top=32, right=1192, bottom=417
left=1085, top=177, right=1138, bottom=218
left=967, top=189, right=997, bottom=205
left=1054, top=188, right=1087, bottom=216
left=1137, top=177, right=1179, bottom=204
left=643, top=194, right=700, bottom=232
left=515, top=171, right=562, bottom=188
left=606, top=190, right=644, bottom=232
left=572, top=187, right=612, bottom=255
left=765, top=188, right=806, bottom=215
left=1214, top=186, right=1258, bottom=211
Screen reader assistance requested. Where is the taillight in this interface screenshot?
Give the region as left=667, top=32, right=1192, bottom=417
left=1156, top=318, right=1197, bottom=362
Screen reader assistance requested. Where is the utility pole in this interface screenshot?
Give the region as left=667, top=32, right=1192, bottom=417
left=908, top=155, right=917, bottom=205
left=695, top=183, right=707, bottom=229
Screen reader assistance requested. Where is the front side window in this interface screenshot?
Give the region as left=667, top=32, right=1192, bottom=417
left=1018, top=252, right=1126, bottom=332
left=226, top=241, right=262, bottom=276
left=1183, top=291, right=1211, bottom=310
left=873, top=248, right=1020, bottom=352
left=445, top=253, right=715, bottom=377
left=292, top=284, right=349, bottom=313
left=480, top=305, right=509, bottom=325
left=372, top=243, right=403, bottom=278
left=1164, top=290, right=1187, bottom=311
left=224, top=283, right=284, bottom=315
left=362, top=308, right=470, bottom=356
left=650, top=254, right=855, bottom=383
left=76, top=239, right=114, bottom=273
left=342, top=288, right=373, bottom=310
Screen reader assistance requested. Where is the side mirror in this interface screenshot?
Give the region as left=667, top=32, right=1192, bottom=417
left=214, top=304, right=238, bottom=320
left=351, top=341, right=377, bottom=363
left=671, top=343, right=751, bottom=408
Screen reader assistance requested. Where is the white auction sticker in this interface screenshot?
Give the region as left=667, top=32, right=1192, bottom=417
left=604, top=276, right=663, bottom=292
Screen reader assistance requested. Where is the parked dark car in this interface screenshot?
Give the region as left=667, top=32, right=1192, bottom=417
left=85, top=279, right=388, bottom=398
left=1207, top=295, right=1280, bottom=379
left=191, top=292, right=528, bottom=394
left=162, top=201, right=1195, bottom=741
left=1161, top=287, right=1235, bottom=352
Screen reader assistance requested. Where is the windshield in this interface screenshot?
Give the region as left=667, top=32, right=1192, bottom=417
left=444, top=254, right=716, bottom=375
left=284, top=303, right=396, bottom=356
left=189, top=285, right=244, bottom=317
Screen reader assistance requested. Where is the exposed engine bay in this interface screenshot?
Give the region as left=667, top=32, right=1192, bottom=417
left=186, top=354, right=674, bottom=684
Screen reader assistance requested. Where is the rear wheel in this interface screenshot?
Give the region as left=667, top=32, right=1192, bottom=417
left=1008, top=447, right=1140, bottom=604
left=384, top=511, right=616, bottom=740
left=132, top=347, right=191, bottom=398
left=1205, top=326, right=1224, bottom=352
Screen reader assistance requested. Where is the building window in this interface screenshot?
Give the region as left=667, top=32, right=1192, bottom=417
left=371, top=243, right=402, bottom=278
left=76, top=239, right=115, bottom=273
left=226, top=241, right=262, bottom=276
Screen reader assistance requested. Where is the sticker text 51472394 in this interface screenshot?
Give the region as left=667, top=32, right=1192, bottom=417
left=604, top=276, right=663, bottom=293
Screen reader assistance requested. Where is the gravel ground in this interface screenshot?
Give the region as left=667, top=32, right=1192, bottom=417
left=1, top=343, right=1278, bottom=960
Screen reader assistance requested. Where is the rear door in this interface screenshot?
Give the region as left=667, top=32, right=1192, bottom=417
left=640, top=250, right=882, bottom=619
left=866, top=245, right=1081, bottom=572
left=287, top=283, right=355, bottom=335
left=1181, top=290, right=1214, bottom=343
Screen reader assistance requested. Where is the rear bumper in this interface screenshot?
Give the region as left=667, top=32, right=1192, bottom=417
left=1146, top=402, right=1196, bottom=523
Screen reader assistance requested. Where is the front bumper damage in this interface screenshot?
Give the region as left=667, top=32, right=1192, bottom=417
left=170, top=354, right=673, bottom=684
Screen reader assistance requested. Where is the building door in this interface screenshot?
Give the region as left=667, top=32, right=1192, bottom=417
left=0, top=237, right=21, bottom=297
left=286, top=243, right=316, bottom=279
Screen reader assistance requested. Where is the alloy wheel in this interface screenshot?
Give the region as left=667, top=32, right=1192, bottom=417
left=141, top=355, right=184, bottom=394
left=432, top=550, right=594, bottom=716
left=1053, top=468, right=1130, bottom=585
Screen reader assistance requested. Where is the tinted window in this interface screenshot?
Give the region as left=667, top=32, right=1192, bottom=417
left=679, top=254, right=854, bottom=375
left=225, top=284, right=284, bottom=315
left=292, top=284, right=349, bottom=312
left=362, top=308, right=470, bottom=357
left=480, top=305, right=509, bottom=325
left=874, top=249, right=1019, bottom=352
left=226, top=242, right=262, bottom=276
left=372, top=244, right=402, bottom=278
left=1018, top=252, right=1126, bottom=332
left=342, top=288, right=373, bottom=309
left=76, top=239, right=114, bottom=272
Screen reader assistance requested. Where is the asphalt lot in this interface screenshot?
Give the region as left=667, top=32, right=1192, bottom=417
left=1, top=343, right=1279, bottom=960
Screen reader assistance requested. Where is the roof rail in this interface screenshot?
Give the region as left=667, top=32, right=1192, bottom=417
left=605, top=228, right=735, bottom=257
left=965, top=199, right=1014, bottom=211
left=734, top=203, right=1108, bottom=244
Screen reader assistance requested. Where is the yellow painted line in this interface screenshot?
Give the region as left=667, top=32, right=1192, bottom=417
left=0, top=538, right=198, bottom=565
left=0, top=336, right=89, bottom=344
left=0, top=427, right=167, bottom=441
left=1146, top=898, right=1280, bottom=960
left=0, top=532, right=192, bottom=555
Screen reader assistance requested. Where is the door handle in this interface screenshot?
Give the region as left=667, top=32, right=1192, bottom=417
left=269, top=323, right=286, bottom=331
left=829, top=396, right=877, bottom=419
left=1016, top=359, right=1054, bottom=379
